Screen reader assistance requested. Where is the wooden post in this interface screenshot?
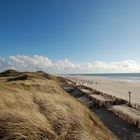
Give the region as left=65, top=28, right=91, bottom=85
left=128, top=91, right=131, bottom=105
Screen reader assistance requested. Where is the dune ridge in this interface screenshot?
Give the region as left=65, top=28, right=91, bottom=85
left=0, top=70, right=116, bottom=140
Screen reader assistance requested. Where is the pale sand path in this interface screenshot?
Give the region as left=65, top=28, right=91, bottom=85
left=68, top=76, right=140, bottom=105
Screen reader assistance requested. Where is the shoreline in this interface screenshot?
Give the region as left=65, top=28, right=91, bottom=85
left=67, top=75, right=140, bottom=83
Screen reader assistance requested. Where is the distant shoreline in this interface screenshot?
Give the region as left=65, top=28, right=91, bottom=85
left=65, top=73, right=140, bottom=83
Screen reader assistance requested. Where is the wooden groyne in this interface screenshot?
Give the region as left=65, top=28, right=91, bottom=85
left=77, top=85, right=127, bottom=108
left=75, top=85, right=140, bottom=129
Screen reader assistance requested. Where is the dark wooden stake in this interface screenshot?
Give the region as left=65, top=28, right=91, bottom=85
left=128, top=91, right=131, bottom=105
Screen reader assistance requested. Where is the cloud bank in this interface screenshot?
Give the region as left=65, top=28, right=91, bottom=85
left=0, top=55, right=140, bottom=74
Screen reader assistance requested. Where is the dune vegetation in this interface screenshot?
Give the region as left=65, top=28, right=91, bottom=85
left=0, top=70, right=116, bottom=140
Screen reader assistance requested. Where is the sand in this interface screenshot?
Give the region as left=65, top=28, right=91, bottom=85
left=64, top=83, right=140, bottom=139
left=90, top=94, right=111, bottom=102
left=65, top=75, right=140, bottom=130
left=67, top=76, right=140, bottom=105
left=110, top=105, right=140, bottom=121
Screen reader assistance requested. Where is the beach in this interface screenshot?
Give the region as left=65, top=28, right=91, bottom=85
left=67, top=75, right=140, bottom=105
left=62, top=75, right=140, bottom=139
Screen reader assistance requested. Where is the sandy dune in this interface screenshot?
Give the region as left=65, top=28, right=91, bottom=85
left=0, top=70, right=116, bottom=140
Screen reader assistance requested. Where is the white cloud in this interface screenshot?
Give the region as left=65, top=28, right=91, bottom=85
left=9, top=55, right=52, bottom=72
left=0, top=55, right=140, bottom=73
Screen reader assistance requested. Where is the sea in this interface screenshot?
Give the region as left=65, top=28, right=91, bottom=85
left=68, top=73, right=140, bottom=83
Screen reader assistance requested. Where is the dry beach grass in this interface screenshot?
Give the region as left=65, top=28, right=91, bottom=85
left=0, top=70, right=116, bottom=140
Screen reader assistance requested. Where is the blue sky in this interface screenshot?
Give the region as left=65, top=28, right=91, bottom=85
left=0, top=0, right=140, bottom=73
